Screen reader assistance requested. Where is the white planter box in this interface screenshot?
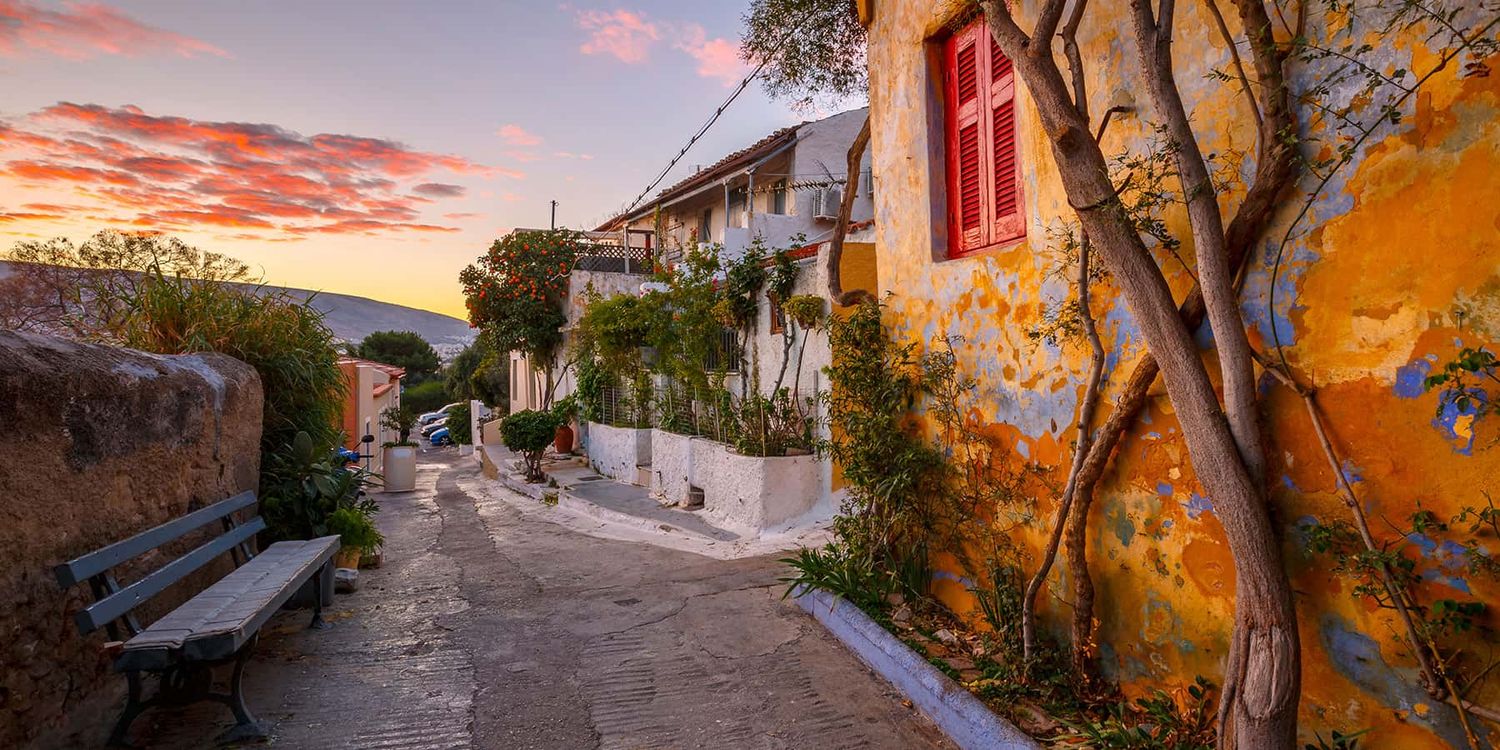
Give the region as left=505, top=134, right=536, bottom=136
left=650, top=429, right=694, bottom=506
left=692, top=440, right=821, bottom=533
left=382, top=445, right=417, bottom=492
left=586, top=422, right=652, bottom=483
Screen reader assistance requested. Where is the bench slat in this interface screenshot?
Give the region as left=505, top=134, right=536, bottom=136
left=117, top=536, right=339, bottom=670
left=54, top=491, right=258, bottom=588
left=74, top=517, right=266, bottom=635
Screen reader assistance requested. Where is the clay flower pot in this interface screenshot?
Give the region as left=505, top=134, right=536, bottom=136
left=554, top=423, right=575, bottom=454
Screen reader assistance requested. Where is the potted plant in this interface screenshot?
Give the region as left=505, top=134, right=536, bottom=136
left=551, top=394, right=578, bottom=453
left=328, top=506, right=383, bottom=569
left=380, top=405, right=419, bottom=492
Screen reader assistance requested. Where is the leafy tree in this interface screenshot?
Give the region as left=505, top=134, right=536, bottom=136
left=401, top=380, right=449, bottom=414
left=355, top=330, right=440, bottom=382
left=446, top=335, right=510, bottom=408
left=460, top=229, right=581, bottom=407
left=741, top=0, right=867, bottom=110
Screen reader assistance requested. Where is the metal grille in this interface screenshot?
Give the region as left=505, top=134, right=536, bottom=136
left=598, top=382, right=650, bottom=428
left=703, top=328, right=741, bottom=373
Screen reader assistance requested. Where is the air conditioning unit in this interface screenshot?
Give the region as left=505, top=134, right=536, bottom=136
left=812, top=185, right=842, bottom=221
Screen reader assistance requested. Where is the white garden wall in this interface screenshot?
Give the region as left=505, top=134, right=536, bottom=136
left=691, top=439, right=821, bottom=534
left=650, top=428, right=694, bottom=506
left=586, top=422, right=652, bottom=483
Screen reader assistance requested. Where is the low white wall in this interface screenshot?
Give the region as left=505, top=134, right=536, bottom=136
left=586, top=422, right=652, bottom=482
left=650, top=429, right=693, bottom=505
left=692, top=440, right=821, bottom=533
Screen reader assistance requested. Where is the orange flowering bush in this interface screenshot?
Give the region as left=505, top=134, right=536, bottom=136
left=459, top=229, right=581, bottom=362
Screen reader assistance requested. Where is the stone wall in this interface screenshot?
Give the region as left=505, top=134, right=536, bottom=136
left=0, top=331, right=263, bottom=749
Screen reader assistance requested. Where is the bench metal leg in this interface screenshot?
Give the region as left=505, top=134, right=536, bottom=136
left=310, top=561, right=331, bottom=630
left=213, top=639, right=269, bottom=743
left=106, top=671, right=147, bottom=747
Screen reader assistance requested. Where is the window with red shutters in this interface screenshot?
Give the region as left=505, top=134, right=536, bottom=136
left=943, top=19, right=1023, bottom=258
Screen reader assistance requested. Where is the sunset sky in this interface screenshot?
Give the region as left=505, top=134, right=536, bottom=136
left=0, top=1, right=832, bottom=318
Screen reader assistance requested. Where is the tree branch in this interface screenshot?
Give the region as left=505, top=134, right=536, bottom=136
left=825, top=114, right=875, bottom=307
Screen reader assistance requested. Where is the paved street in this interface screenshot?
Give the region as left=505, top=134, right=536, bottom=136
left=122, top=450, right=948, bottom=749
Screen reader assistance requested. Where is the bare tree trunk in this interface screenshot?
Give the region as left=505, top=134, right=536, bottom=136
left=1129, top=0, right=1265, bottom=484
left=981, top=5, right=1300, bottom=747
left=1020, top=234, right=1104, bottom=665
left=1061, top=0, right=1298, bottom=693
left=825, top=115, right=875, bottom=307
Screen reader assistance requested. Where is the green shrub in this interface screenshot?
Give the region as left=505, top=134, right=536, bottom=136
left=402, top=379, right=449, bottom=414
left=118, top=270, right=352, bottom=541
left=259, top=431, right=379, bottom=543
left=121, top=273, right=347, bottom=463
left=327, top=506, right=383, bottom=554
left=501, top=409, right=561, bottom=481
left=447, top=402, right=472, bottom=445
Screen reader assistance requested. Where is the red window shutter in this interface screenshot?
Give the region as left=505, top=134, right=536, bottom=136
left=988, top=34, right=1023, bottom=241
left=945, top=25, right=988, bottom=255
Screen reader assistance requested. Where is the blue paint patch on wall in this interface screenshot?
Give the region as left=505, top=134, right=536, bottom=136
left=931, top=569, right=978, bottom=589
left=1319, top=613, right=1482, bottom=748
left=1394, top=358, right=1433, bottom=399
left=1433, top=387, right=1486, bottom=456
left=1108, top=502, right=1136, bottom=547
left=1340, top=459, right=1365, bottom=486
left=1183, top=493, right=1214, bottom=520
left=1156, top=482, right=1173, bottom=497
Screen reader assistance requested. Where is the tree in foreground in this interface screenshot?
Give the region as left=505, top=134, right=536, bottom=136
left=973, top=1, right=1499, bottom=746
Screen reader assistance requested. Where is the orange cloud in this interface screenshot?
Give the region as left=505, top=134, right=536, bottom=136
left=575, top=8, right=658, bottom=64
left=0, top=1, right=227, bottom=60
left=0, top=102, right=504, bottom=237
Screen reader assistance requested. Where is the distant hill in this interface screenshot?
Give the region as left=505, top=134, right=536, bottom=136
left=0, top=261, right=476, bottom=358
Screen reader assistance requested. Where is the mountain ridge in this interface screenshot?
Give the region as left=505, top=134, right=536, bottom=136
left=0, top=260, right=476, bottom=357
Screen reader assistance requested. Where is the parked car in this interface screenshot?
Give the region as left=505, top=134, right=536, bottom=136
left=420, top=418, right=447, bottom=438
left=429, top=427, right=452, bottom=446
left=419, top=402, right=462, bottom=426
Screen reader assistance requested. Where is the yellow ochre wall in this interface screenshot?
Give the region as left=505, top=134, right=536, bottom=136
left=865, top=1, right=1500, bottom=746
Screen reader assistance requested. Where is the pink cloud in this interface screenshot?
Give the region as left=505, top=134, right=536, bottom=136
left=0, top=1, right=227, bottom=60
left=575, top=8, right=658, bottom=64
left=674, top=24, right=750, bottom=87
left=503, top=149, right=543, bottom=163
left=553, top=151, right=593, bottom=160
left=496, top=123, right=542, bottom=147
left=0, top=102, right=506, bottom=236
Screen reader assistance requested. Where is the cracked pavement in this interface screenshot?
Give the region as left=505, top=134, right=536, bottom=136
left=119, top=450, right=951, bottom=749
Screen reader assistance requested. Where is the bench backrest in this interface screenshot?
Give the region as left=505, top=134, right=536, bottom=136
left=54, top=491, right=264, bottom=639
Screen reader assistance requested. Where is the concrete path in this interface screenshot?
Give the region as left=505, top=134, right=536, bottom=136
left=119, top=449, right=950, bottom=749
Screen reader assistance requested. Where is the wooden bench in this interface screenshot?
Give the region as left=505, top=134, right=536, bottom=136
left=54, top=490, right=340, bottom=746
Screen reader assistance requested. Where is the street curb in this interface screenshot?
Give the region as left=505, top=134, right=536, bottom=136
left=493, top=469, right=727, bottom=546
left=793, top=587, right=1040, bottom=750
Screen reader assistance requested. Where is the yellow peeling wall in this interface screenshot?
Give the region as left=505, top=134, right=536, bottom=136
left=866, top=1, right=1500, bottom=746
